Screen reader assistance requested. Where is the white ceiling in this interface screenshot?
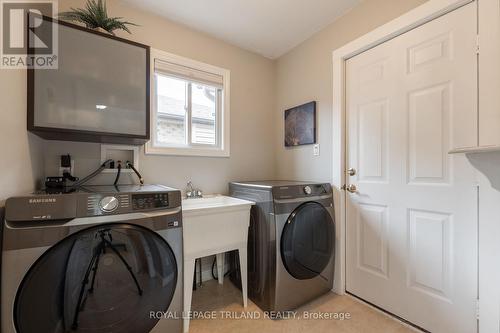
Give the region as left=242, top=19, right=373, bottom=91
left=122, top=0, right=362, bottom=59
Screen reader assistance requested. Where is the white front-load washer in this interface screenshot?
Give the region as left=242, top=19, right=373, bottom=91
left=1, top=185, right=183, bottom=333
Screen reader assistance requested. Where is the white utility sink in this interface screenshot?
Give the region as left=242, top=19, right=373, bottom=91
left=181, top=195, right=254, bottom=333
left=182, top=195, right=253, bottom=213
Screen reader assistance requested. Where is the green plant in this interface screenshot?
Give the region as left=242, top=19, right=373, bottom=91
left=59, top=0, right=138, bottom=35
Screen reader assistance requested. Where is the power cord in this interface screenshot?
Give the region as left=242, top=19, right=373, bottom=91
left=68, top=159, right=144, bottom=189
left=63, top=171, right=78, bottom=182
left=113, top=161, right=122, bottom=185
left=71, top=159, right=113, bottom=188
left=126, top=161, right=144, bottom=185
left=211, top=254, right=235, bottom=280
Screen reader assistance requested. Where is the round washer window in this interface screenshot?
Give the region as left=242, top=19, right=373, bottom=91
left=14, top=223, right=177, bottom=333
left=281, top=202, right=335, bottom=280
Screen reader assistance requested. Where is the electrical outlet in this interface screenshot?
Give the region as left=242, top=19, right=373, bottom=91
left=59, top=160, right=75, bottom=176
left=313, top=144, right=320, bottom=156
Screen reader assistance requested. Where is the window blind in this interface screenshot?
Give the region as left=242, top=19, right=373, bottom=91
left=155, top=59, right=223, bottom=89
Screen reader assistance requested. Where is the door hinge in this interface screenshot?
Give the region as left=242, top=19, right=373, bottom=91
left=476, top=35, right=480, bottom=55
left=476, top=299, right=480, bottom=320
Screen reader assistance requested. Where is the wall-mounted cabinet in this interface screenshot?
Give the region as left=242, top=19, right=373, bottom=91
left=28, top=16, right=150, bottom=145
left=450, top=0, right=500, bottom=154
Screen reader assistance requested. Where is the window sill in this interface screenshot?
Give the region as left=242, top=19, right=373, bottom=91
left=145, top=142, right=230, bottom=158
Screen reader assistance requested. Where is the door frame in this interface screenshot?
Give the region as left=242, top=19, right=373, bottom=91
left=331, top=0, right=475, bottom=295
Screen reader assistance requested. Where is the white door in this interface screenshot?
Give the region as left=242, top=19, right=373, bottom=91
left=345, top=3, right=478, bottom=333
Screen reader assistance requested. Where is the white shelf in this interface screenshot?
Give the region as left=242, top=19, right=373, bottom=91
left=448, top=145, right=500, bottom=154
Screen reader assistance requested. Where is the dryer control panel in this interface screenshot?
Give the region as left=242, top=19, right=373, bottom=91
left=273, top=183, right=332, bottom=200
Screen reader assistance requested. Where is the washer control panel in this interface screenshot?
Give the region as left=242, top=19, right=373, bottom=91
left=85, top=193, right=170, bottom=215
left=132, top=193, right=169, bottom=210
left=6, top=186, right=182, bottom=221
left=99, top=196, right=119, bottom=212
left=303, top=186, right=312, bottom=195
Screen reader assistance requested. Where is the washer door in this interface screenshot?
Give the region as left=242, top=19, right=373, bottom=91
left=14, top=223, right=177, bottom=333
left=281, top=202, right=335, bottom=280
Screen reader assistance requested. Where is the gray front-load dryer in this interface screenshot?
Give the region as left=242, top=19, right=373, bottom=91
left=229, top=181, right=335, bottom=313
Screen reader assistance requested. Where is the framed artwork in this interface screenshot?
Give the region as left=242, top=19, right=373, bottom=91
left=284, top=101, right=316, bottom=147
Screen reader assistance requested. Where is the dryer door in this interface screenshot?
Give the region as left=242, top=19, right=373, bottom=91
left=14, top=223, right=177, bottom=333
left=280, top=202, right=335, bottom=280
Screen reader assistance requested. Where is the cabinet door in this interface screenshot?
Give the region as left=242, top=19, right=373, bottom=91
left=31, top=19, right=148, bottom=139
left=479, top=0, right=500, bottom=146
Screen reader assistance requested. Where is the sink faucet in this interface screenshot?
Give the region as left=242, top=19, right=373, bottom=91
left=185, top=181, right=203, bottom=199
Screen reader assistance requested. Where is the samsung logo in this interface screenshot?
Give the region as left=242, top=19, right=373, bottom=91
left=29, top=198, right=56, bottom=204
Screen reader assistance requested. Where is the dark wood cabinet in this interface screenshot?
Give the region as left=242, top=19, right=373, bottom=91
left=28, top=16, right=150, bottom=145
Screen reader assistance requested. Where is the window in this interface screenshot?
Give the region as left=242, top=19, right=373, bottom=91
left=146, top=50, right=230, bottom=157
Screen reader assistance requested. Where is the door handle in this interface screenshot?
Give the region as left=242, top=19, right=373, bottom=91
left=346, top=184, right=357, bottom=193
left=347, top=168, right=356, bottom=176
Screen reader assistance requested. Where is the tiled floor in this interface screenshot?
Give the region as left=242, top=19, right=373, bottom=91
left=189, top=278, right=416, bottom=333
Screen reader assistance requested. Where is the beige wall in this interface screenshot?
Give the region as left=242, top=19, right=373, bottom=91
left=0, top=0, right=428, bottom=203
left=0, top=71, right=45, bottom=204
left=37, top=0, right=277, bottom=196
left=275, top=0, right=427, bottom=182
